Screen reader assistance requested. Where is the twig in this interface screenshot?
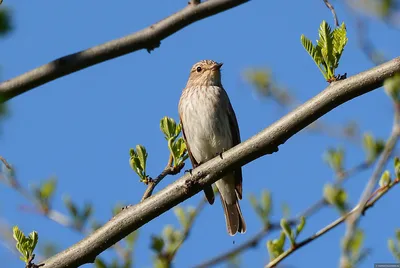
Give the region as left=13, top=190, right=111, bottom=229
left=168, top=198, right=207, bottom=261
left=341, top=102, right=400, bottom=265
left=0, top=0, right=250, bottom=102
left=193, top=224, right=275, bottom=268
left=0, top=156, right=12, bottom=170
left=194, top=160, right=373, bottom=268
left=266, top=178, right=400, bottom=268
left=40, top=57, right=400, bottom=268
left=322, top=0, right=339, bottom=27
left=0, top=164, right=129, bottom=261
left=141, top=155, right=185, bottom=201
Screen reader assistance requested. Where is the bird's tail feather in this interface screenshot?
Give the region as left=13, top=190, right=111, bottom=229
left=220, top=196, right=246, bottom=236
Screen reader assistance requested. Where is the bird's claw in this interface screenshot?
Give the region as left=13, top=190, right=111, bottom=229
left=184, top=169, right=193, bottom=176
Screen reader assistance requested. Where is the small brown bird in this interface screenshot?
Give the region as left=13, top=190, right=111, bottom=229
left=178, top=60, right=246, bottom=235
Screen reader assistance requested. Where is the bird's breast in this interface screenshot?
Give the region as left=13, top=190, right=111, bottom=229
left=179, top=86, right=233, bottom=162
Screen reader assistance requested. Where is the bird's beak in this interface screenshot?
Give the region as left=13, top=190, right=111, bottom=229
left=212, top=63, right=223, bottom=70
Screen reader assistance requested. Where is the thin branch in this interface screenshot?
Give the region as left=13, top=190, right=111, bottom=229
left=0, top=156, right=12, bottom=170
left=341, top=102, right=400, bottom=265
left=266, top=178, right=400, bottom=268
left=194, top=159, right=373, bottom=268
left=40, top=57, right=400, bottom=268
left=322, top=0, right=339, bottom=27
left=0, top=0, right=249, bottom=102
left=141, top=154, right=185, bottom=201
left=0, top=165, right=129, bottom=261
left=193, top=224, right=275, bottom=268
left=168, top=198, right=207, bottom=261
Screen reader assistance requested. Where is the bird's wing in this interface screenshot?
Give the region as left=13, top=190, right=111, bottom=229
left=180, top=116, right=215, bottom=204
left=226, top=98, right=243, bottom=200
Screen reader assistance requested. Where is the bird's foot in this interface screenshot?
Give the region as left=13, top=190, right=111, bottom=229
left=184, top=169, right=193, bottom=176
left=216, top=149, right=226, bottom=159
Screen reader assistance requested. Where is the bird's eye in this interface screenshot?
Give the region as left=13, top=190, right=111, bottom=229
left=196, top=66, right=202, bottom=72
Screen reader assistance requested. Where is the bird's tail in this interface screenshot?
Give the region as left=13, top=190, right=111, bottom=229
left=220, top=195, right=246, bottom=236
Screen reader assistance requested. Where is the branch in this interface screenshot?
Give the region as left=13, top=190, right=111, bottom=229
left=322, top=0, right=339, bottom=27
left=266, top=177, right=400, bottom=268
left=194, top=159, right=373, bottom=268
left=168, top=198, right=207, bottom=261
left=141, top=155, right=185, bottom=201
left=40, top=57, right=400, bottom=268
left=341, top=102, right=400, bottom=265
left=0, top=0, right=249, bottom=102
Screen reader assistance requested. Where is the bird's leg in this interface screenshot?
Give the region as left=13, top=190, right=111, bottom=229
left=216, top=148, right=226, bottom=159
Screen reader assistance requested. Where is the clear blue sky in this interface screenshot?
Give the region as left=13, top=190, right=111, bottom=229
left=1, top=1, right=400, bottom=268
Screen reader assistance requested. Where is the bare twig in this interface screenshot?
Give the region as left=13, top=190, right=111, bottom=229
left=0, top=0, right=249, bottom=102
left=322, top=0, right=339, bottom=27
left=168, top=198, right=207, bottom=262
left=193, top=224, right=276, bottom=268
left=266, top=178, right=400, bottom=268
left=0, top=164, right=129, bottom=261
left=341, top=102, right=400, bottom=266
left=0, top=156, right=12, bottom=170
left=141, top=155, right=185, bottom=201
left=40, top=57, right=400, bottom=268
left=194, top=159, right=373, bottom=268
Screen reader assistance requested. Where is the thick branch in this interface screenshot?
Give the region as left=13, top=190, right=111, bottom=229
left=0, top=0, right=249, bottom=102
left=40, top=57, right=400, bottom=268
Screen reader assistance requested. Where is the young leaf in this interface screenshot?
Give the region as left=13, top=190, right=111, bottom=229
left=160, top=116, right=179, bottom=140
left=332, top=22, right=348, bottom=68
left=394, top=157, right=400, bottom=178
left=173, top=206, right=188, bottom=229
left=280, top=219, right=295, bottom=246
left=317, top=21, right=334, bottom=76
left=295, top=216, right=306, bottom=238
left=150, top=235, right=165, bottom=253
left=12, top=226, right=38, bottom=264
left=135, top=145, right=148, bottom=172
left=379, top=171, right=391, bottom=187
left=301, top=35, right=326, bottom=78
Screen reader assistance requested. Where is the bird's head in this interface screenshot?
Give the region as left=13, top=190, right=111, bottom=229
left=186, top=60, right=223, bottom=87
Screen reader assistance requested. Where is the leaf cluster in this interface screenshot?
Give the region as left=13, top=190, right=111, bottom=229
left=13, top=226, right=38, bottom=264
left=301, top=21, right=347, bottom=82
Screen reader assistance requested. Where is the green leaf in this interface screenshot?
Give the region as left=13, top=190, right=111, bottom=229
left=323, top=184, right=347, bottom=213
left=379, top=171, right=391, bottom=187
left=12, top=226, right=38, bottom=264
left=280, top=219, right=295, bottom=246
left=317, top=20, right=334, bottom=77
left=0, top=8, right=12, bottom=36
left=301, top=34, right=326, bottom=78
left=40, top=178, right=57, bottom=200
left=173, top=206, right=187, bottom=229
left=262, top=190, right=272, bottom=219
left=160, top=116, right=179, bottom=140
left=129, top=147, right=148, bottom=182
left=266, top=232, right=286, bottom=261
left=63, top=195, right=78, bottom=217
left=324, top=147, right=345, bottom=173
left=135, top=145, right=148, bottom=172
left=295, top=216, right=306, bottom=238
left=28, top=231, right=38, bottom=252
left=95, top=258, right=108, bottom=268
left=150, top=235, right=165, bottom=253
left=394, top=157, right=400, bottom=178
left=363, top=133, right=385, bottom=162
left=332, top=22, right=348, bottom=69
left=384, top=74, right=400, bottom=101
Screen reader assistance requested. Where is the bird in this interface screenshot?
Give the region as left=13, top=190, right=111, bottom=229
left=178, top=59, right=246, bottom=235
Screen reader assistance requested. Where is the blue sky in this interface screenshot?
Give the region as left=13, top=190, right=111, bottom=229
left=1, top=1, right=400, bottom=268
